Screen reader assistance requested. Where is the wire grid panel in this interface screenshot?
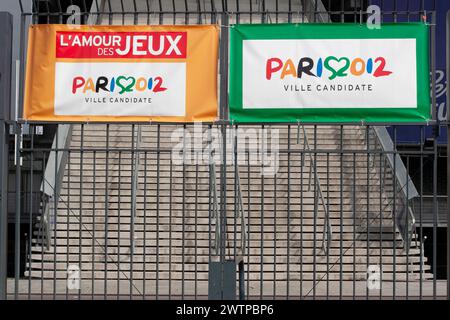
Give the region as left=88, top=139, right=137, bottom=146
left=9, top=0, right=445, bottom=300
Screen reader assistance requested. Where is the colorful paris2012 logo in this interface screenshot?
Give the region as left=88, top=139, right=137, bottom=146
left=266, top=56, right=392, bottom=80
left=72, top=76, right=167, bottom=94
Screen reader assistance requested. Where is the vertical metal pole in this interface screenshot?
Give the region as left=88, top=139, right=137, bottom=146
left=194, top=125, right=199, bottom=299
left=0, top=11, right=13, bottom=300
left=431, top=9, right=439, bottom=299
left=393, top=127, right=397, bottom=299
left=78, top=125, right=83, bottom=300
left=433, top=123, right=438, bottom=299
left=220, top=120, right=226, bottom=296
left=217, top=12, right=230, bottom=300
left=143, top=150, right=147, bottom=299
left=13, top=6, right=27, bottom=301
left=156, top=124, right=160, bottom=299
left=446, top=9, right=450, bottom=301
left=169, top=152, right=173, bottom=298
left=238, top=260, right=244, bottom=300
left=40, top=152, right=46, bottom=299
left=352, top=152, right=356, bottom=299
left=312, top=126, right=317, bottom=300
left=130, top=124, right=136, bottom=299
left=339, top=125, right=343, bottom=299
left=219, top=13, right=229, bottom=122
left=14, top=123, right=22, bottom=299
left=260, top=126, right=265, bottom=299
left=0, top=120, right=8, bottom=300
left=28, top=125, right=32, bottom=300
left=19, top=13, right=26, bottom=122
left=92, top=150, right=96, bottom=300
left=287, top=125, right=291, bottom=299
left=300, top=128, right=304, bottom=299
left=182, top=123, right=186, bottom=299
left=420, top=126, right=424, bottom=299
left=54, top=125, right=59, bottom=300
left=431, top=11, right=437, bottom=122
left=117, top=146, right=122, bottom=299
left=104, top=124, right=109, bottom=299
left=66, top=150, right=70, bottom=300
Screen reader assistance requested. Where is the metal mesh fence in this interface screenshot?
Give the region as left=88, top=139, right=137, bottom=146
left=2, top=0, right=446, bottom=300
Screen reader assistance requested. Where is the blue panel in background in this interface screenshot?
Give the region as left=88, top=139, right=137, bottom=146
left=370, top=0, right=447, bottom=145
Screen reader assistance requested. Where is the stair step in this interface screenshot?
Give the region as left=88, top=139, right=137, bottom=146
left=27, top=123, right=430, bottom=285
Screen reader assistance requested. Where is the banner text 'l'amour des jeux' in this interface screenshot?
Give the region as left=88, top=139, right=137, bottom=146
left=23, top=24, right=219, bottom=122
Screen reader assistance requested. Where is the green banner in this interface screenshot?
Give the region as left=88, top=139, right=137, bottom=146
left=229, top=23, right=430, bottom=123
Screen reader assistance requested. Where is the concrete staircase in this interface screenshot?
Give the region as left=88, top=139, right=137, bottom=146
left=24, top=124, right=432, bottom=298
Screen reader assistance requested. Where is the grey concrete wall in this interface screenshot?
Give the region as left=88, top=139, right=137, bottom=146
left=0, top=0, right=32, bottom=120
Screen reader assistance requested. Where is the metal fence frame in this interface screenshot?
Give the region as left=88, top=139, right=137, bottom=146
left=0, top=0, right=447, bottom=300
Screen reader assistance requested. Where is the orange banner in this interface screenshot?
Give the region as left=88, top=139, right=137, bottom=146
left=24, top=24, right=219, bottom=122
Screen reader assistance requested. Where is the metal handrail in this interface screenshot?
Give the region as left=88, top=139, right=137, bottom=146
left=302, top=126, right=332, bottom=254
left=131, top=124, right=142, bottom=220
left=231, top=125, right=248, bottom=256
left=371, top=126, right=417, bottom=250
left=235, top=166, right=247, bottom=256
left=130, top=124, right=142, bottom=253
left=40, top=194, right=51, bottom=251
left=37, top=0, right=101, bottom=251
left=209, top=124, right=248, bottom=258
left=40, top=124, right=72, bottom=250
left=209, top=127, right=221, bottom=256
left=372, top=127, right=418, bottom=200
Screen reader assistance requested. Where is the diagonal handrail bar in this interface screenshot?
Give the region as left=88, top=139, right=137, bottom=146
left=302, top=126, right=332, bottom=254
